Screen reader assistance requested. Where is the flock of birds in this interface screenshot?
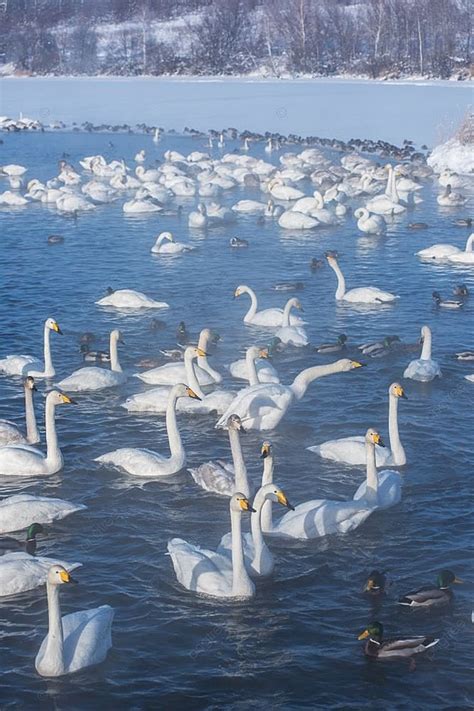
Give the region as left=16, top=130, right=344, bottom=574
left=0, top=130, right=472, bottom=678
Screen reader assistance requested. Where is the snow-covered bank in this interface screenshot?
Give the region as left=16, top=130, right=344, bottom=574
left=1, top=77, right=471, bottom=147
left=428, top=138, right=474, bottom=175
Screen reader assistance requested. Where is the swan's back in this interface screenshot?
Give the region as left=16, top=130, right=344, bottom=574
left=403, top=358, right=441, bottom=381
left=0, top=444, right=47, bottom=476
left=189, top=461, right=234, bottom=496
left=308, top=436, right=390, bottom=467
left=0, top=494, right=86, bottom=534
left=56, top=367, right=123, bottom=392
left=216, top=383, right=292, bottom=430
left=0, top=553, right=81, bottom=596
left=168, top=538, right=232, bottom=596
left=273, top=499, right=374, bottom=539
left=353, top=470, right=402, bottom=509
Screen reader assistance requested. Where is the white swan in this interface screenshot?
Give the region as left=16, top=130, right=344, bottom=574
left=0, top=553, right=81, bottom=597
left=354, top=207, right=386, bottom=235
left=56, top=194, right=95, bottom=213
left=95, top=384, right=199, bottom=477
left=216, top=358, right=363, bottom=432
left=416, top=234, right=469, bottom=261
left=123, top=195, right=162, bottom=214
left=135, top=337, right=215, bottom=386
left=326, top=254, right=398, bottom=304
left=189, top=414, right=249, bottom=496
left=278, top=210, right=319, bottom=230
left=308, top=382, right=407, bottom=466
left=234, top=285, right=306, bottom=328
left=55, top=330, right=126, bottom=392
left=35, top=565, right=114, bottom=677
left=266, top=429, right=388, bottom=540
left=0, top=377, right=39, bottom=446
left=0, top=494, right=86, bottom=534
left=404, top=325, right=441, bottom=382
left=0, top=190, right=28, bottom=206
left=188, top=203, right=208, bottom=228
left=437, top=184, right=466, bottom=207
left=447, top=233, right=474, bottom=264
left=232, top=199, right=267, bottom=213
left=96, top=287, right=169, bottom=310
left=151, top=231, right=194, bottom=255
left=228, top=343, right=280, bottom=384
left=135, top=165, right=160, bottom=182
left=0, top=391, right=75, bottom=476
left=275, top=298, right=308, bottom=346
left=366, top=166, right=406, bottom=215
left=0, top=318, right=62, bottom=378
left=268, top=178, right=304, bottom=201
left=168, top=492, right=256, bottom=599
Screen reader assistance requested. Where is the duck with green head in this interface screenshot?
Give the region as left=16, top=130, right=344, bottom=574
left=358, top=621, right=439, bottom=661
left=0, top=522, right=44, bottom=556
left=398, top=570, right=463, bottom=608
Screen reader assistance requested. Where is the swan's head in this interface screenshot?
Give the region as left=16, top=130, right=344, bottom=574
left=23, top=376, right=37, bottom=391
left=111, top=329, right=124, bottom=345
left=47, top=390, right=77, bottom=406
left=420, top=325, right=431, bottom=343
left=174, top=383, right=201, bottom=400
left=246, top=345, right=268, bottom=361
left=234, top=285, right=248, bottom=299
left=358, top=621, right=383, bottom=642
left=47, top=564, right=78, bottom=586
left=337, top=358, right=364, bottom=372
left=159, top=231, right=173, bottom=242
left=225, top=414, right=245, bottom=432
left=230, top=492, right=255, bottom=514
left=260, top=483, right=295, bottom=510
left=364, top=570, right=386, bottom=593
left=365, top=428, right=384, bottom=447
left=288, top=297, right=303, bottom=312
left=260, top=441, right=272, bottom=458
left=45, top=318, right=62, bottom=334
left=354, top=207, right=365, bottom=218
left=325, top=252, right=338, bottom=267
left=390, top=382, right=407, bottom=400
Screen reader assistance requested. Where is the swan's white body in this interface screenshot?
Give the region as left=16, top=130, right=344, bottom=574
left=416, top=243, right=462, bottom=260
left=188, top=204, right=208, bottom=228
left=0, top=377, right=39, bottom=446
left=278, top=210, right=319, bottom=230
left=151, top=231, right=194, bottom=254
left=268, top=179, right=304, bottom=201
left=136, top=329, right=219, bottom=385
left=275, top=298, right=308, bottom=347
left=327, top=255, right=397, bottom=304
left=0, top=553, right=81, bottom=597
left=0, top=318, right=61, bottom=378
left=96, top=289, right=169, bottom=310
left=56, top=330, right=126, bottom=392
left=404, top=325, right=441, bottom=382
left=365, top=166, right=406, bottom=215
left=234, top=285, right=306, bottom=327
left=228, top=358, right=279, bottom=384
left=232, top=200, right=267, bottom=213
left=0, top=494, right=86, bottom=534
left=447, top=234, right=474, bottom=264
left=354, top=207, right=386, bottom=235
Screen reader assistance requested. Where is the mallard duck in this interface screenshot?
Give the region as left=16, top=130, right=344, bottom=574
left=176, top=322, right=189, bottom=345
left=408, top=223, right=428, bottom=230
left=432, top=291, right=463, bottom=309
left=456, top=351, right=474, bottom=361
left=230, top=237, right=249, bottom=248
left=47, top=234, right=65, bottom=245
left=453, top=284, right=469, bottom=297
left=358, top=622, right=439, bottom=661
left=80, top=345, right=111, bottom=363
left=271, top=282, right=305, bottom=292
left=398, top=570, right=463, bottom=608
left=453, top=218, right=472, bottom=227
left=0, top=523, right=44, bottom=556
left=364, top=570, right=387, bottom=596
left=310, top=258, right=324, bottom=271
left=315, top=334, right=347, bottom=354
left=358, top=336, right=401, bottom=358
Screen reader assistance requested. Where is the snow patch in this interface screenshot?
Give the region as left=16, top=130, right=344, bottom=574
left=428, top=137, right=474, bottom=175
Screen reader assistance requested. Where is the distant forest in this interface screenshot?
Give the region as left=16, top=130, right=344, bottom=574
left=0, top=0, right=472, bottom=79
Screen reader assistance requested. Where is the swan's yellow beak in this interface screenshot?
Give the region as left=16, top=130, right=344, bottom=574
left=196, top=347, right=207, bottom=357
left=351, top=361, right=364, bottom=368
left=186, top=387, right=201, bottom=401
left=59, top=570, right=75, bottom=583
left=276, top=490, right=295, bottom=510
left=394, top=384, right=407, bottom=399
left=258, top=348, right=269, bottom=359
left=239, top=497, right=256, bottom=513
left=372, top=432, right=385, bottom=447
left=52, top=321, right=62, bottom=334
left=260, top=442, right=271, bottom=458
left=60, top=393, right=77, bottom=405
left=358, top=629, right=370, bottom=640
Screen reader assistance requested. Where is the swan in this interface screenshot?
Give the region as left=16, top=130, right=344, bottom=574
left=232, top=199, right=267, bottom=213
left=123, top=346, right=235, bottom=415
left=135, top=165, right=160, bottom=182
left=1, top=163, right=27, bottom=176
left=55, top=330, right=126, bottom=392
left=189, top=414, right=249, bottom=496
left=437, top=184, right=466, bottom=207
left=136, top=331, right=217, bottom=386
left=0, top=554, right=81, bottom=597
left=266, top=429, right=388, bottom=540
left=188, top=203, right=208, bottom=228
left=0, top=391, right=75, bottom=476
left=82, top=181, right=117, bottom=204
left=416, top=233, right=471, bottom=261
left=135, top=149, right=146, bottom=163
left=308, top=382, right=407, bottom=466
left=365, top=166, right=406, bottom=215
left=228, top=343, right=280, bottom=384
left=0, top=494, right=86, bottom=534
left=56, top=194, right=95, bottom=213
left=0, top=190, right=28, bottom=206
left=95, top=384, right=200, bottom=477
left=168, top=492, right=256, bottom=599
left=0, top=376, right=39, bottom=446
left=305, top=191, right=338, bottom=225
left=234, top=285, right=306, bottom=328
left=447, top=233, right=474, bottom=264
left=151, top=231, right=194, bottom=255
left=275, top=298, right=308, bottom=346
left=216, top=358, right=364, bottom=432
left=268, top=178, right=304, bottom=201
left=354, top=207, right=386, bottom=235
left=404, top=325, right=441, bottom=382
left=35, top=565, right=114, bottom=677
left=123, top=195, right=162, bottom=214
left=278, top=210, right=319, bottom=230
left=96, top=287, right=169, bottom=310
left=206, top=203, right=236, bottom=225
left=0, top=318, right=62, bottom=378
left=326, top=254, right=398, bottom=304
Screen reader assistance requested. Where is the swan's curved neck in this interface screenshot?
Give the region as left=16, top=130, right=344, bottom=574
left=45, top=399, right=62, bottom=470
left=43, top=325, right=54, bottom=376
left=365, top=441, right=379, bottom=505
left=282, top=300, right=294, bottom=328
left=329, top=261, right=346, bottom=300
left=358, top=208, right=369, bottom=220
left=420, top=331, right=432, bottom=360
left=385, top=166, right=399, bottom=202
left=229, top=429, right=249, bottom=497
left=388, top=394, right=406, bottom=465
left=156, top=233, right=168, bottom=247
left=242, top=287, right=258, bottom=321
left=251, top=488, right=272, bottom=572
left=109, top=335, right=122, bottom=373
left=166, top=391, right=184, bottom=464
left=184, top=351, right=205, bottom=398
left=197, top=333, right=221, bottom=383
left=44, top=582, right=65, bottom=675
left=25, top=386, right=39, bottom=444
left=465, top=234, right=474, bottom=252
left=230, top=508, right=254, bottom=597
left=246, top=350, right=260, bottom=386
left=260, top=455, right=274, bottom=533
left=290, top=362, right=344, bottom=400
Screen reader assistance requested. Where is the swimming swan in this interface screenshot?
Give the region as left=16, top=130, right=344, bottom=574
left=96, top=287, right=169, bottom=310
left=326, top=254, right=398, bottom=304
left=228, top=341, right=280, bottom=384
left=447, top=233, right=474, bottom=264
left=168, top=493, right=256, bottom=599
left=95, top=384, right=200, bottom=477
left=354, top=207, right=386, bottom=235
left=416, top=233, right=473, bottom=261
left=403, top=325, right=441, bottom=382
left=308, top=382, right=407, bottom=466
left=0, top=377, right=39, bottom=446
left=0, top=494, right=86, bottom=534
left=234, top=285, right=306, bottom=327
left=0, top=391, right=75, bottom=476
left=55, top=330, right=126, bottom=392
left=216, top=358, right=364, bottom=432
left=0, top=553, right=81, bottom=597
left=151, top=231, right=195, bottom=255
left=35, top=565, right=114, bottom=677
left=136, top=331, right=218, bottom=386
left=275, top=298, right=308, bottom=346
left=0, top=318, right=62, bottom=378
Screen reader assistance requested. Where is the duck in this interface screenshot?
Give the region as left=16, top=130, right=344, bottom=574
left=96, top=287, right=169, bottom=310
left=35, top=565, right=114, bottom=677
left=230, top=237, right=249, bottom=248
left=354, top=207, right=386, bottom=235
left=0, top=553, right=81, bottom=597
left=314, top=334, right=347, bottom=354
left=216, top=358, right=363, bottom=432
left=453, top=218, right=472, bottom=227
left=189, top=414, right=249, bottom=497
left=358, top=622, right=439, bottom=662
left=447, top=233, right=474, bottom=264
left=228, top=344, right=280, bottom=384
left=308, top=382, right=407, bottom=467
left=404, top=325, right=441, bottom=382
left=151, top=231, right=194, bottom=255
left=167, top=492, right=256, bottom=599
left=364, top=570, right=387, bottom=596
left=453, top=284, right=469, bottom=297
left=437, top=184, right=466, bottom=207
left=234, top=285, right=306, bottom=328
left=408, top=222, right=429, bottom=230
left=0, top=522, right=44, bottom=556
left=455, top=350, right=474, bottom=361
left=326, top=254, right=398, bottom=304
left=96, top=384, right=200, bottom=477
left=398, top=570, right=463, bottom=608
left=357, top=336, right=401, bottom=357
left=416, top=233, right=473, bottom=261
left=310, top=258, right=324, bottom=271
left=47, top=234, right=65, bottom=245
left=55, top=330, right=127, bottom=392
left=0, top=494, right=86, bottom=535
left=274, top=298, right=308, bottom=346
left=0, top=391, right=75, bottom=476
left=0, top=376, right=39, bottom=446
left=432, top=291, right=464, bottom=309
left=80, top=345, right=111, bottom=363
left=188, top=203, right=208, bottom=228
left=0, top=318, right=62, bottom=378
left=271, top=282, right=304, bottom=292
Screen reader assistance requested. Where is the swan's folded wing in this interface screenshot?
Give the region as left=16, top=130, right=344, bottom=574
left=168, top=538, right=232, bottom=596
left=56, top=367, right=122, bottom=391
left=189, top=461, right=234, bottom=496
left=122, top=387, right=170, bottom=413
left=0, top=494, right=86, bottom=534
left=274, top=499, right=373, bottom=539
left=0, top=553, right=81, bottom=596
left=61, top=605, right=114, bottom=673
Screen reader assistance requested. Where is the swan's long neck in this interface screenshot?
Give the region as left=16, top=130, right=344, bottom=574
left=110, top=335, right=122, bottom=373
left=25, top=386, right=39, bottom=444
left=243, top=287, right=258, bottom=321
left=365, top=440, right=379, bottom=505
left=230, top=508, right=254, bottom=597
left=465, top=234, right=474, bottom=253
left=251, top=488, right=272, bottom=572
left=388, top=394, right=406, bottom=465
left=420, top=330, right=432, bottom=360
left=43, top=325, right=54, bottom=376
left=246, top=349, right=260, bottom=386
left=166, top=391, right=184, bottom=464
left=45, top=399, right=62, bottom=470
left=156, top=233, right=167, bottom=247
left=290, top=362, right=344, bottom=400
left=197, top=333, right=221, bottom=383
left=229, top=429, right=249, bottom=497
left=385, top=166, right=399, bottom=202
left=281, top=300, right=293, bottom=328
left=330, top=261, right=346, bottom=300
left=184, top=351, right=205, bottom=398
left=43, top=582, right=65, bottom=675
left=260, top=455, right=274, bottom=533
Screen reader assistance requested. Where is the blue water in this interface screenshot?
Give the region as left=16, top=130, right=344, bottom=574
left=0, top=130, right=473, bottom=710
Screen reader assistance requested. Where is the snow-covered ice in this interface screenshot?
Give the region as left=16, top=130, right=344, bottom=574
left=428, top=137, right=474, bottom=175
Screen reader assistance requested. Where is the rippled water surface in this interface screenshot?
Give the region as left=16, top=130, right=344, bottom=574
left=0, top=130, right=473, bottom=710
